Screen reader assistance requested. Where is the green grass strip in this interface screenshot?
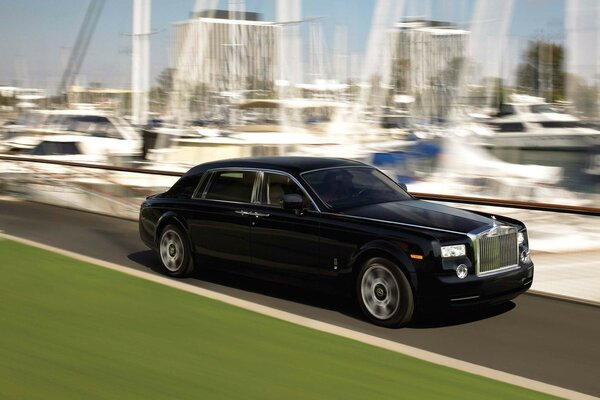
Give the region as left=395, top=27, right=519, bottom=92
left=0, top=239, right=557, bottom=400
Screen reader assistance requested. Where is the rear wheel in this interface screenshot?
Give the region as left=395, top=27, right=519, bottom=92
left=159, top=224, right=194, bottom=277
left=357, top=257, right=414, bottom=327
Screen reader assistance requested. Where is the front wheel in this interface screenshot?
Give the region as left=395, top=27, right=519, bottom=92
left=158, top=224, right=194, bottom=277
left=356, top=257, right=414, bottom=327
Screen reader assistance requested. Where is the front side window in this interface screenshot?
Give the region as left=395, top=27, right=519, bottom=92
left=302, top=167, right=411, bottom=210
left=261, top=172, right=312, bottom=209
left=204, top=170, right=257, bottom=203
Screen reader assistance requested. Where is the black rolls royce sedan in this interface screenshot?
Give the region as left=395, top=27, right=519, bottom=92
left=139, top=157, right=533, bottom=327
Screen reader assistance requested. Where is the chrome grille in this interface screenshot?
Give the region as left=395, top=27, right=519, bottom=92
left=477, top=228, right=518, bottom=276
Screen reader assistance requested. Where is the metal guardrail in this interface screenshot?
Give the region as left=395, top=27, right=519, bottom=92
left=411, top=192, right=600, bottom=216
left=2, top=154, right=599, bottom=216
left=0, top=154, right=182, bottom=176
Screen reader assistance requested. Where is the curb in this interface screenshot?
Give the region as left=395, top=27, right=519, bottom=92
left=527, top=290, right=600, bottom=308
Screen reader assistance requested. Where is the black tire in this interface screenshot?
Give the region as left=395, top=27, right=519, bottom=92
left=356, top=257, right=414, bottom=327
left=158, top=224, right=195, bottom=277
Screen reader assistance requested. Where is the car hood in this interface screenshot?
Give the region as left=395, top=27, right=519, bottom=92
left=341, top=200, right=492, bottom=234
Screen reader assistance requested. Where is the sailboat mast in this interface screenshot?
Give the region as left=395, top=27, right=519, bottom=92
left=131, top=0, right=151, bottom=125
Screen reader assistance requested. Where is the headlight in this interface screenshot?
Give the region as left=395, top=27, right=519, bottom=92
left=518, top=232, right=525, bottom=245
left=441, top=244, right=466, bottom=258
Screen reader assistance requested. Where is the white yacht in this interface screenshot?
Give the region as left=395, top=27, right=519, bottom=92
left=470, top=95, right=600, bottom=150
left=0, top=112, right=45, bottom=152
left=145, top=125, right=333, bottom=166
left=0, top=108, right=142, bottom=157
left=406, top=137, right=574, bottom=203
left=1, top=134, right=173, bottom=220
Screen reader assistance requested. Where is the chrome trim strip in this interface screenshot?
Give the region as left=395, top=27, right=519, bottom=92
left=191, top=171, right=210, bottom=199
left=202, top=198, right=257, bottom=206
left=478, top=264, right=520, bottom=277
left=299, top=164, right=369, bottom=175
left=250, top=170, right=261, bottom=204
left=199, top=170, right=215, bottom=199
left=320, top=212, right=468, bottom=236
left=256, top=170, right=265, bottom=204
left=450, top=295, right=480, bottom=302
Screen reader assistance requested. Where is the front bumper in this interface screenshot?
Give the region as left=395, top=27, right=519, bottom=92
left=417, top=263, right=534, bottom=310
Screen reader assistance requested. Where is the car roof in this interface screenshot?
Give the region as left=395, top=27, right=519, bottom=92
left=183, top=156, right=367, bottom=177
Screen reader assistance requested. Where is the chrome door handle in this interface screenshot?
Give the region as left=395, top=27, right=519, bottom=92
left=248, top=211, right=270, bottom=217
left=235, top=210, right=269, bottom=217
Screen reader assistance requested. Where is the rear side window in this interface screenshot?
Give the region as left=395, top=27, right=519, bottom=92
left=204, top=171, right=257, bottom=203
left=165, top=175, right=201, bottom=199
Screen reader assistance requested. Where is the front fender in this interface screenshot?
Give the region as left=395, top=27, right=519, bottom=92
left=351, top=239, right=419, bottom=290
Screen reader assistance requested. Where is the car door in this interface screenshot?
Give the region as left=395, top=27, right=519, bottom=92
left=188, top=169, right=258, bottom=269
left=249, top=171, right=324, bottom=275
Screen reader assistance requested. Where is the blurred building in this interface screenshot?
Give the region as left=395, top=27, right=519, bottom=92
left=171, top=10, right=279, bottom=122
left=0, top=86, right=46, bottom=111
left=389, top=19, right=469, bottom=121
left=67, top=85, right=131, bottom=113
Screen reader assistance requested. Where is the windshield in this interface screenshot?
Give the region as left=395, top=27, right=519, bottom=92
left=302, top=167, right=412, bottom=210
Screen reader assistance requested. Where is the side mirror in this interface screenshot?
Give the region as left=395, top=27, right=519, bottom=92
left=282, top=193, right=304, bottom=212
left=399, top=183, right=408, bottom=192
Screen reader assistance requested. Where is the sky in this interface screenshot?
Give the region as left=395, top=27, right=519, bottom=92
left=0, top=0, right=567, bottom=92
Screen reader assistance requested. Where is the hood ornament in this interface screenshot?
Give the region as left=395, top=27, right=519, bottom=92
left=491, top=215, right=498, bottom=227
left=488, top=215, right=502, bottom=236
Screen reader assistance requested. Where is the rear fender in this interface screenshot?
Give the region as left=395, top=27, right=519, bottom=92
left=155, top=212, right=190, bottom=244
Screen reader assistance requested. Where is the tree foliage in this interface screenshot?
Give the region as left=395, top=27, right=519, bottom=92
left=566, top=73, right=598, bottom=118
left=516, top=40, right=565, bottom=102
left=149, top=68, right=174, bottom=113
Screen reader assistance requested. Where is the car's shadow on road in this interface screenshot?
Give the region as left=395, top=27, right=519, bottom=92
left=408, top=302, right=516, bottom=329
left=127, top=250, right=349, bottom=313
left=128, top=250, right=164, bottom=274
left=128, top=250, right=517, bottom=330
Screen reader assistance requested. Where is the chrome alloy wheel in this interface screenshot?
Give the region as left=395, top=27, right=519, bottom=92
left=360, top=263, right=401, bottom=320
left=160, top=229, right=185, bottom=272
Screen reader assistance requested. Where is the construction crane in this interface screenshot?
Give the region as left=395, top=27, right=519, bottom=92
left=57, top=0, right=106, bottom=102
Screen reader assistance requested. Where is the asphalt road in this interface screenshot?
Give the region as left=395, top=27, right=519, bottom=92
left=1, top=199, right=599, bottom=397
